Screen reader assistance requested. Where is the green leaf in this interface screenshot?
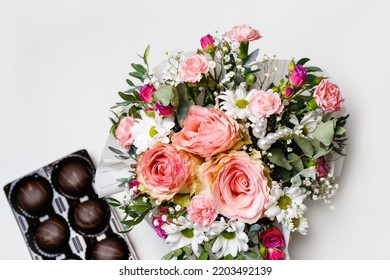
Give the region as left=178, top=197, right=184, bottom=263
left=335, top=126, right=346, bottom=136
left=244, top=250, right=258, bottom=259
left=223, top=254, right=234, bottom=260
left=108, top=146, right=127, bottom=156
left=129, top=71, right=145, bottom=81
left=162, top=251, right=175, bottom=260
left=313, top=120, right=336, bottom=147
left=143, top=45, right=150, bottom=65
left=297, top=57, right=310, bottom=66
left=176, top=83, right=191, bottom=127
left=126, top=79, right=135, bottom=87
left=288, top=153, right=304, bottom=172
left=198, top=252, right=209, bottom=260
left=172, top=194, right=190, bottom=208
left=268, top=148, right=292, bottom=170
left=153, top=85, right=179, bottom=107
left=173, top=248, right=183, bottom=257
left=131, top=63, right=147, bottom=74
left=118, top=91, right=137, bottom=102
left=305, top=66, right=322, bottom=72
left=293, top=135, right=314, bottom=156
left=311, top=140, right=331, bottom=159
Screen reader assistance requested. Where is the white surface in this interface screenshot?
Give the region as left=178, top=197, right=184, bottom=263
left=1, top=0, right=390, bottom=260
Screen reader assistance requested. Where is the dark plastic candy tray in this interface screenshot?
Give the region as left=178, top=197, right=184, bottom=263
left=3, top=149, right=137, bottom=260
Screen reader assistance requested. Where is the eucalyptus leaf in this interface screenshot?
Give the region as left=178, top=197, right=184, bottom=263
left=153, top=85, right=179, bottom=107
left=291, top=173, right=302, bottom=187
left=268, top=148, right=292, bottom=170
left=293, top=135, right=314, bottom=156
left=287, top=153, right=304, bottom=172
left=313, top=120, right=336, bottom=147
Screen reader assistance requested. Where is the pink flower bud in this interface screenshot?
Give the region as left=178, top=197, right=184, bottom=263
left=200, top=34, right=215, bottom=53
left=266, top=248, right=285, bottom=260
left=155, top=103, right=175, bottom=116
left=285, top=87, right=293, bottom=98
left=289, top=64, right=308, bottom=87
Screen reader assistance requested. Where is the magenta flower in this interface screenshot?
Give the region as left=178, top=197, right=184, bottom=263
left=140, top=84, right=155, bottom=102
left=151, top=216, right=168, bottom=239
left=289, top=64, right=308, bottom=87
left=200, top=34, right=215, bottom=53
left=260, top=227, right=286, bottom=248
left=155, top=103, right=175, bottom=116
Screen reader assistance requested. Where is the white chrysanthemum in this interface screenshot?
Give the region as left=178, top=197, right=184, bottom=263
left=289, top=110, right=323, bottom=137
left=286, top=214, right=309, bottom=235
left=131, top=111, right=175, bottom=154
left=265, top=184, right=307, bottom=223
left=218, top=86, right=251, bottom=120
left=209, top=218, right=249, bottom=258
left=161, top=216, right=208, bottom=257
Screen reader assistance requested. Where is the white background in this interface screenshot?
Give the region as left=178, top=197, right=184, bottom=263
left=1, top=0, right=390, bottom=260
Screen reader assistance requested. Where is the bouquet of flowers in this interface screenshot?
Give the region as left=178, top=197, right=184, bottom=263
left=107, top=25, right=348, bottom=260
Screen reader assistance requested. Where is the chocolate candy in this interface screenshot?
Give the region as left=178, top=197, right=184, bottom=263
left=15, top=176, right=53, bottom=218
left=89, top=236, right=129, bottom=260
left=70, top=199, right=110, bottom=236
left=53, top=158, right=92, bottom=198
left=34, top=216, right=70, bottom=256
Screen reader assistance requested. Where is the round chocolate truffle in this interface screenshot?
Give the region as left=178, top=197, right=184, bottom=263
left=15, top=176, right=53, bottom=218
left=71, top=199, right=110, bottom=236
left=90, top=237, right=129, bottom=260
left=34, top=216, right=70, bottom=256
left=54, top=158, right=92, bottom=198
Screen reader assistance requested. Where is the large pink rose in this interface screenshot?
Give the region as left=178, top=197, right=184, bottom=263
left=198, top=151, right=270, bottom=224
left=248, top=89, right=284, bottom=118
left=136, top=143, right=201, bottom=201
left=260, top=227, right=286, bottom=248
left=313, top=79, right=343, bottom=112
left=179, top=54, right=209, bottom=83
left=187, top=195, right=218, bottom=227
left=115, top=116, right=135, bottom=150
left=171, top=106, right=242, bottom=159
left=226, top=24, right=261, bottom=42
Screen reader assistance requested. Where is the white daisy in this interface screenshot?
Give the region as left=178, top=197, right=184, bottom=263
left=209, top=218, right=249, bottom=258
left=286, top=214, right=309, bottom=235
left=161, top=216, right=208, bottom=257
left=289, top=110, right=323, bottom=137
left=218, top=86, right=251, bottom=120
left=265, top=183, right=307, bottom=223
left=131, top=110, right=175, bottom=154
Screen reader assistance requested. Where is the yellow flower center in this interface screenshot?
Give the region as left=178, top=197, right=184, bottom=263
left=149, top=126, right=158, bottom=138
left=235, top=99, right=249, bottom=109
left=278, top=195, right=292, bottom=210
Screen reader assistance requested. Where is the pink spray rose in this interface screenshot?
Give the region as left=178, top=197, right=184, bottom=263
left=187, top=195, right=218, bottom=227
left=139, top=84, right=155, bottom=102
left=315, top=157, right=330, bottom=178
left=151, top=216, right=168, bottom=239
left=197, top=151, right=270, bottom=224
left=313, top=79, right=343, bottom=112
left=171, top=106, right=242, bottom=159
left=266, top=248, right=285, bottom=260
left=155, top=103, right=175, bottom=116
left=179, top=54, right=209, bottom=83
left=200, top=34, right=215, bottom=53
left=248, top=89, right=284, bottom=118
left=289, top=64, right=308, bottom=87
left=136, top=143, right=201, bottom=201
left=260, top=227, right=286, bottom=248
left=226, top=24, right=261, bottom=42
left=115, top=116, right=135, bottom=150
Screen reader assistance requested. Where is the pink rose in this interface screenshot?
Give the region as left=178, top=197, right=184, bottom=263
left=266, top=248, right=285, bottom=260
left=139, top=84, right=155, bottom=102
left=200, top=34, right=215, bottom=53
left=289, top=64, right=308, bottom=87
left=155, top=103, right=175, bottom=116
left=313, top=79, right=343, bottom=112
left=315, top=157, right=330, bottom=178
left=115, top=116, right=135, bottom=150
left=260, top=227, right=286, bottom=248
left=187, top=195, right=218, bottom=227
left=248, top=89, right=284, bottom=118
left=171, top=106, right=242, bottom=159
left=179, top=54, right=209, bottom=83
left=226, top=24, right=261, bottom=42
left=136, top=143, right=201, bottom=201
left=198, top=151, right=270, bottom=224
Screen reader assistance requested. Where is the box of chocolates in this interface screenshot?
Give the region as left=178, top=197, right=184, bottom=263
left=3, top=149, right=137, bottom=260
